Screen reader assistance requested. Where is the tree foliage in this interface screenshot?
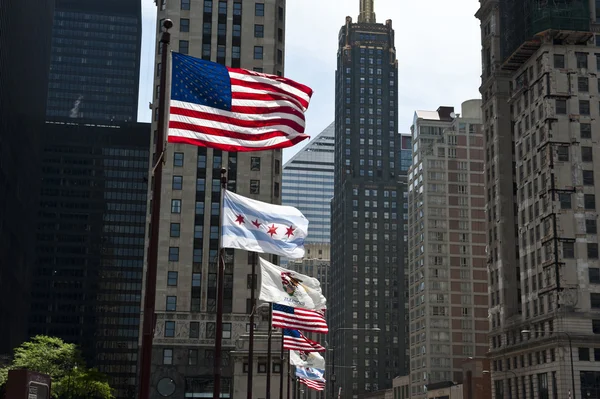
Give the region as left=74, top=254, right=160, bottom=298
left=0, top=336, right=113, bottom=398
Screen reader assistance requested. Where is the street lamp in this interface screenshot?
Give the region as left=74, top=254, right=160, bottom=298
left=329, top=327, right=380, bottom=399
left=521, top=329, right=575, bottom=399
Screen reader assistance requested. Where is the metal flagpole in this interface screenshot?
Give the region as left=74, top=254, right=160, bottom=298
left=287, top=356, right=291, bottom=399
left=266, top=305, right=273, bottom=399
left=213, top=167, right=228, bottom=399
left=279, top=330, right=285, bottom=399
left=138, top=18, right=172, bottom=399
left=247, top=253, right=257, bottom=399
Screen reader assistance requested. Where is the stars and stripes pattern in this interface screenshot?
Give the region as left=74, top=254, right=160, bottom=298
left=282, top=329, right=326, bottom=352
left=297, top=378, right=325, bottom=391
left=168, top=52, right=313, bottom=152
left=272, top=304, right=328, bottom=334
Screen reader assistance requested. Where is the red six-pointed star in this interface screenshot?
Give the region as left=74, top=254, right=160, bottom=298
left=235, top=214, right=245, bottom=225
left=285, top=225, right=295, bottom=238
left=267, top=224, right=278, bottom=237
left=252, top=219, right=261, bottom=228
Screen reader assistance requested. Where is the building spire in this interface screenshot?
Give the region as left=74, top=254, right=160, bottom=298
left=358, top=0, right=376, bottom=23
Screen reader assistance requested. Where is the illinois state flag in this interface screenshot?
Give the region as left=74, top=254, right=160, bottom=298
left=168, top=52, right=313, bottom=152
left=290, top=350, right=326, bottom=369
left=258, top=257, right=326, bottom=310
left=222, top=190, right=308, bottom=258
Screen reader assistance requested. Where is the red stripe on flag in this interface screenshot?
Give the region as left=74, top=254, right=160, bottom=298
left=227, top=67, right=314, bottom=98
left=230, top=78, right=309, bottom=110
left=298, top=378, right=325, bottom=391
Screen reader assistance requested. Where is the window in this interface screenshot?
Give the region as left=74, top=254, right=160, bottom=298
left=273, top=363, right=281, bottom=373
left=194, top=225, right=203, bottom=239
left=233, top=25, right=241, bottom=37
left=258, top=363, right=267, bottom=373
left=193, top=249, right=202, bottom=263
left=585, top=194, right=596, bottom=210
left=553, top=54, right=564, bottom=68
left=170, top=223, right=181, bottom=237
left=233, top=2, right=242, bottom=15
left=179, top=40, right=189, bottom=54
left=232, top=46, right=240, bottom=59
left=253, top=46, right=263, bottom=59
left=192, top=273, right=201, bottom=287
left=583, top=170, right=595, bottom=185
left=166, top=296, right=177, bottom=311
left=180, top=18, right=190, bottom=32
left=169, top=247, right=180, bottom=262
left=588, top=243, right=599, bottom=259
left=555, top=99, right=567, bottom=114
left=189, top=349, right=198, bottom=365
left=172, top=176, right=183, bottom=190
left=250, top=180, right=260, bottom=194
left=576, top=52, right=588, bottom=69
left=557, top=146, right=569, bottom=162
left=559, top=193, right=571, bottom=209
left=255, top=3, right=264, bottom=16
left=163, top=349, right=173, bottom=364
left=203, top=0, right=212, bottom=13
left=223, top=323, right=232, bottom=339
left=168, top=271, right=178, bottom=286
left=581, top=123, right=592, bottom=138
left=251, top=157, right=261, bottom=171
left=582, top=147, right=593, bottom=162
left=254, top=24, right=264, bottom=38
left=579, top=76, right=589, bottom=92
left=590, top=268, right=600, bottom=284
left=580, top=100, right=590, bottom=115
left=181, top=0, right=190, bottom=10
left=190, top=322, right=200, bottom=338
left=579, top=347, right=591, bottom=361
left=218, top=0, right=227, bottom=14
left=563, top=242, right=574, bottom=259
left=593, top=320, right=600, bottom=333
left=171, top=199, right=182, bottom=213
left=587, top=219, right=598, bottom=234
left=173, top=152, right=184, bottom=167
left=165, top=321, right=176, bottom=337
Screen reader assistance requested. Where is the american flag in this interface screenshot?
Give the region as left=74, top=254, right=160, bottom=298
left=297, top=378, right=325, bottom=391
left=283, top=329, right=326, bottom=352
left=272, top=304, right=328, bottom=334
left=168, top=52, right=313, bottom=152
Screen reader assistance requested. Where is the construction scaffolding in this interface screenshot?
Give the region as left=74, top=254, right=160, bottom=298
left=500, top=0, right=591, bottom=63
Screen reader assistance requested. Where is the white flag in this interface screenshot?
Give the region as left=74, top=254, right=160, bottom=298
left=222, top=190, right=309, bottom=259
left=290, top=350, right=325, bottom=369
left=258, top=258, right=326, bottom=310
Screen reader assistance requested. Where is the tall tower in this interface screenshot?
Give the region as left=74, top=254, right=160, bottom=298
left=407, top=101, right=488, bottom=398
left=146, top=1, right=286, bottom=398
left=358, top=0, right=376, bottom=23
left=477, top=0, right=600, bottom=398
left=330, top=1, right=407, bottom=396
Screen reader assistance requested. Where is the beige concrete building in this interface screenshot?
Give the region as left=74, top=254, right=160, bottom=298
left=392, top=375, right=410, bottom=399
left=426, top=382, right=463, bottom=399
left=144, top=1, right=286, bottom=398
left=477, top=1, right=600, bottom=398
left=407, top=101, right=488, bottom=398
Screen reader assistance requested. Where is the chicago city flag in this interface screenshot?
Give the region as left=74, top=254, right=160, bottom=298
left=258, top=257, right=326, bottom=310
left=222, top=190, right=308, bottom=258
left=295, top=367, right=325, bottom=382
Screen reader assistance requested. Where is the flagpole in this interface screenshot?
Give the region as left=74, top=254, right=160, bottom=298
left=287, top=358, right=292, bottom=399
left=266, top=304, right=273, bottom=399
left=279, top=330, right=285, bottom=399
left=213, top=167, right=228, bottom=399
left=138, top=18, right=172, bottom=399
left=247, top=252, right=257, bottom=399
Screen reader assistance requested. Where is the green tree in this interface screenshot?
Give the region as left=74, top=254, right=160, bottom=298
left=0, top=336, right=113, bottom=399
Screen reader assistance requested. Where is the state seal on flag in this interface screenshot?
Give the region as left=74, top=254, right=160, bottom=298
left=281, top=272, right=303, bottom=297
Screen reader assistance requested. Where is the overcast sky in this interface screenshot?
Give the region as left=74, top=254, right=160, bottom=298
left=137, top=0, right=482, bottom=162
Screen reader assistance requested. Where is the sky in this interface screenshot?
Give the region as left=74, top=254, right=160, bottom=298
left=137, top=0, right=482, bottom=163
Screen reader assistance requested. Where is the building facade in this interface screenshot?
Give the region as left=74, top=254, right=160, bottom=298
left=407, top=101, right=487, bottom=397
left=398, top=133, right=411, bottom=374
left=282, top=122, right=335, bottom=244
left=146, top=1, right=286, bottom=398
left=30, top=122, right=150, bottom=398
left=0, top=0, right=54, bottom=354
left=330, top=1, right=407, bottom=397
left=477, top=1, right=600, bottom=398
left=46, top=0, right=141, bottom=122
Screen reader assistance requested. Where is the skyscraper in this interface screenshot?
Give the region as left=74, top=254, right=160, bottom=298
left=146, top=1, right=286, bottom=398
left=30, top=122, right=150, bottom=399
left=407, top=101, right=487, bottom=398
left=477, top=1, right=600, bottom=397
left=46, top=0, right=141, bottom=122
left=0, top=0, right=54, bottom=355
left=283, top=122, right=335, bottom=244
left=330, top=1, right=407, bottom=396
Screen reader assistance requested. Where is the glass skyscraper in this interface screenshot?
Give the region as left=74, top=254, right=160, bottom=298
left=282, top=122, right=335, bottom=244
left=46, top=0, right=141, bottom=122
